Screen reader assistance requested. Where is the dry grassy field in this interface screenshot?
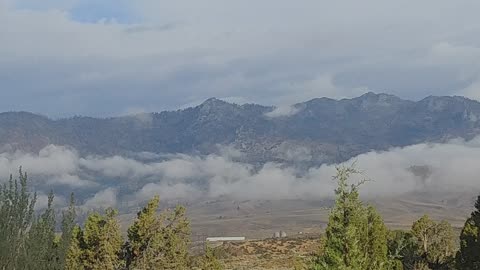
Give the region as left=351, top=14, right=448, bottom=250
left=183, top=190, right=475, bottom=240
left=211, top=236, right=320, bottom=270
left=116, top=190, right=476, bottom=269
left=118, top=190, right=475, bottom=240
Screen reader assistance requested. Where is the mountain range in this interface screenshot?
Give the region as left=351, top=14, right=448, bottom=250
left=1, top=92, right=480, bottom=166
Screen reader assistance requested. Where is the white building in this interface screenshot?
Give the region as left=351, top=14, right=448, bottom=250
left=206, top=237, right=246, bottom=242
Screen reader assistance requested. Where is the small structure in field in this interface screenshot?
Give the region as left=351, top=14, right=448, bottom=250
left=206, top=237, right=246, bottom=242
left=205, top=237, right=246, bottom=248
left=273, top=231, right=288, bottom=238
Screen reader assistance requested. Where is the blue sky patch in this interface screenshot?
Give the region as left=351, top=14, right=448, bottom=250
left=69, top=0, right=140, bottom=24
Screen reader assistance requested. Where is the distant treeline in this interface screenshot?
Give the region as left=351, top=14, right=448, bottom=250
left=0, top=167, right=479, bottom=270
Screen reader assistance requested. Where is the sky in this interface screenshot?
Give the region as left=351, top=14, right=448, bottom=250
left=2, top=0, right=480, bottom=117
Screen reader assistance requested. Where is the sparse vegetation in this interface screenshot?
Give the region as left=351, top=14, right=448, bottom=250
left=310, top=166, right=390, bottom=269
left=456, top=195, right=480, bottom=269
left=0, top=169, right=206, bottom=270
left=0, top=167, right=479, bottom=269
left=310, top=165, right=478, bottom=270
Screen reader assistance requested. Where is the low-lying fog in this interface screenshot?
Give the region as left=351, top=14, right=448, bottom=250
left=1, top=137, right=480, bottom=210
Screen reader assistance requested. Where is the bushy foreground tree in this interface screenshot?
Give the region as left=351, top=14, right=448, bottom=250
left=125, top=196, right=191, bottom=270
left=65, top=199, right=192, bottom=270
left=23, top=191, right=57, bottom=270
left=67, top=208, right=125, bottom=270
left=58, top=193, right=77, bottom=269
left=0, top=168, right=193, bottom=270
left=310, top=166, right=467, bottom=270
left=456, top=195, right=480, bottom=270
left=0, top=169, right=77, bottom=270
left=311, top=166, right=390, bottom=270
left=411, top=215, right=456, bottom=269
left=0, top=169, right=37, bottom=269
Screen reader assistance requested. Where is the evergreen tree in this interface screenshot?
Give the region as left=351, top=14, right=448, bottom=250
left=0, top=168, right=37, bottom=270
left=456, top=194, right=480, bottom=270
left=65, top=225, right=85, bottom=270
left=126, top=196, right=161, bottom=268
left=24, top=191, right=57, bottom=270
left=160, top=205, right=191, bottom=270
left=311, top=166, right=369, bottom=270
left=58, top=193, right=77, bottom=269
left=81, top=208, right=124, bottom=270
left=127, top=196, right=191, bottom=270
left=311, top=166, right=396, bottom=270
left=364, top=206, right=389, bottom=269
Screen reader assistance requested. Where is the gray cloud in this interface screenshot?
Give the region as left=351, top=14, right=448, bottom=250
left=2, top=1, right=480, bottom=116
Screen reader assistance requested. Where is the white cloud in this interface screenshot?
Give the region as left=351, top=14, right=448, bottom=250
left=47, top=174, right=95, bottom=187
left=0, top=145, right=77, bottom=175
left=135, top=182, right=201, bottom=202
left=459, top=80, right=480, bottom=101
left=0, top=145, right=94, bottom=187
left=83, top=187, right=118, bottom=209
left=265, top=105, right=300, bottom=118
left=123, top=137, right=480, bottom=203
left=1, top=137, right=480, bottom=208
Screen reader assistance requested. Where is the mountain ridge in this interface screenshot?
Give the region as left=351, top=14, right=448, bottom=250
left=1, top=93, right=479, bottom=166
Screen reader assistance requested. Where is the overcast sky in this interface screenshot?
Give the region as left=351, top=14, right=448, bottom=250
left=2, top=0, right=480, bottom=117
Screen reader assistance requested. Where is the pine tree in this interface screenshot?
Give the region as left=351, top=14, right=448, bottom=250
left=311, top=166, right=394, bottom=270
left=364, top=206, right=389, bottom=270
left=81, top=208, right=124, bottom=270
left=161, top=205, right=191, bottom=270
left=0, top=168, right=37, bottom=270
left=65, top=225, right=85, bottom=270
left=126, top=196, right=161, bottom=269
left=311, top=166, right=369, bottom=270
left=456, top=194, right=480, bottom=270
left=24, top=191, right=57, bottom=270
left=58, top=193, right=77, bottom=269
left=127, top=196, right=191, bottom=270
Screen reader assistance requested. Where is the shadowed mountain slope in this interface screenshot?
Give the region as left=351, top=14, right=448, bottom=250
left=1, top=93, right=480, bottom=165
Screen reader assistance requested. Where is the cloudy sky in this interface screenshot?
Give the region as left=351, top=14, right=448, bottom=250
left=2, top=0, right=480, bottom=117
